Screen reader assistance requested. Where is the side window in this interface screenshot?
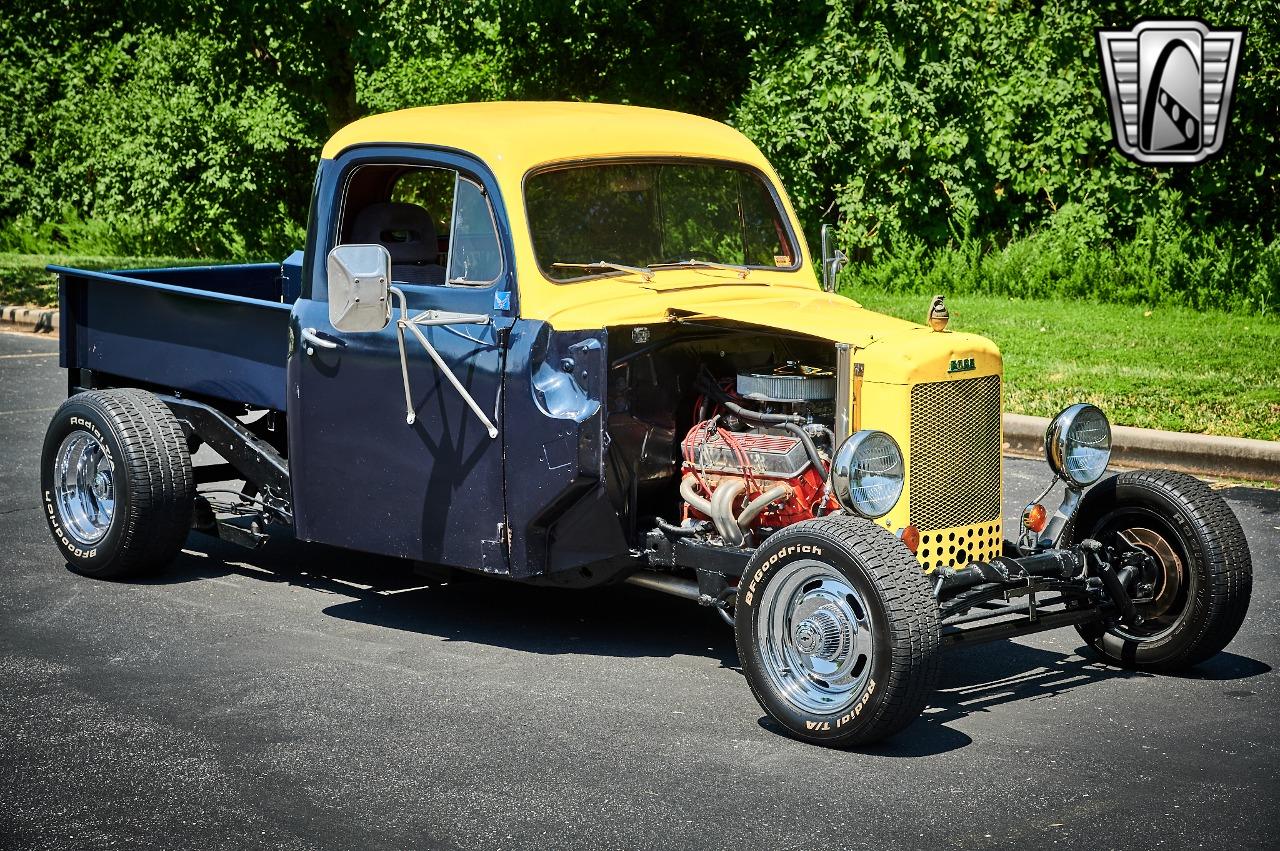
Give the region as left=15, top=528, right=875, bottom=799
left=338, top=163, right=502, bottom=288
left=447, top=177, right=502, bottom=285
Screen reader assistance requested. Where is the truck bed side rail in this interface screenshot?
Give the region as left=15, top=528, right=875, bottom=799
left=53, top=265, right=292, bottom=412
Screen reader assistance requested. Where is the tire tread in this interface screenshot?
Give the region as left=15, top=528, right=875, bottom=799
left=44, top=389, right=193, bottom=577
left=1066, top=469, right=1252, bottom=670
left=737, top=516, right=940, bottom=745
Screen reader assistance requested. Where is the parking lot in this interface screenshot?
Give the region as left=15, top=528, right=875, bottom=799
left=2, top=327, right=1277, bottom=850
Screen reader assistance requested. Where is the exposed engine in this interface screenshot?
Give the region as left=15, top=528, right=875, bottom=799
left=679, top=363, right=838, bottom=546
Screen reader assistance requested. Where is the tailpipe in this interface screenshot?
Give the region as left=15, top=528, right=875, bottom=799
left=624, top=571, right=701, bottom=601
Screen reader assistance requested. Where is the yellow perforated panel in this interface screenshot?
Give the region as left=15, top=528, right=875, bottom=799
left=908, top=375, right=1003, bottom=570
left=917, top=520, right=1004, bottom=571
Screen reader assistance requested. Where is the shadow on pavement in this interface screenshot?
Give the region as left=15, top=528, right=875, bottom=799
left=759, top=643, right=1149, bottom=757
left=321, top=580, right=737, bottom=666
left=929, top=642, right=1146, bottom=726
left=1160, top=651, right=1271, bottom=680
left=143, top=532, right=738, bottom=665
left=133, top=530, right=1271, bottom=753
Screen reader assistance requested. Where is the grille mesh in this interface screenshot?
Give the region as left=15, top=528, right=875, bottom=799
left=908, top=375, right=1002, bottom=533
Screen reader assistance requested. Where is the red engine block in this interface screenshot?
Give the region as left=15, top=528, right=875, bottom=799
left=680, top=424, right=837, bottom=531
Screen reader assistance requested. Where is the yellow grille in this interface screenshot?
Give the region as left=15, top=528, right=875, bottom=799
left=909, top=375, right=1003, bottom=570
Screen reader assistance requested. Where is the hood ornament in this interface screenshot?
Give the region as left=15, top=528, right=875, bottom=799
left=928, top=295, right=950, bottom=332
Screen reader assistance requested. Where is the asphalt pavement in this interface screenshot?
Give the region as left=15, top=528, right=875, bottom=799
left=1, top=327, right=1277, bottom=850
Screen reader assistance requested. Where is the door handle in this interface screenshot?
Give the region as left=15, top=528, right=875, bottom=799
left=301, top=327, right=339, bottom=355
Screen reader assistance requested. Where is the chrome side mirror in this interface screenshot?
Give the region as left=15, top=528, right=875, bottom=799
left=819, top=224, right=848, bottom=293
left=327, top=244, right=391, bottom=333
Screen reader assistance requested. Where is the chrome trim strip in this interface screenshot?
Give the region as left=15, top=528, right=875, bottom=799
left=834, top=342, right=852, bottom=445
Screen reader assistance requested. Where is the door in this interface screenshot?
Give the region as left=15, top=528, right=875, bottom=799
left=286, top=148, right=515, bottom=571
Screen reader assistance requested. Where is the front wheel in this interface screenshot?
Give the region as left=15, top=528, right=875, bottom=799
left=734, top=516, right=940, bottom=747
left=1063, top=470, right=1252, bottom=671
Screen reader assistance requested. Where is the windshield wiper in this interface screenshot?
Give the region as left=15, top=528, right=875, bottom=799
left=552, top=261, right=654, bottom=282
left=649, top=259, right=751, bottom=279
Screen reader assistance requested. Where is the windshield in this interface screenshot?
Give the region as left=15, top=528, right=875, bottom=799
left=526, top=161, right=797, bottom=281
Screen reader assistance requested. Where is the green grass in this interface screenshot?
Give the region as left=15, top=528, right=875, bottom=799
left=851, top=290, right=1280, bottom=442
left=0, top=252, right=220, bottom=307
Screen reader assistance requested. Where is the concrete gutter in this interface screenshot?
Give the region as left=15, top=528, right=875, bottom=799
left=0, top=304, right=58, bottom=333
left=1004, top=413, right=1280, bottom=484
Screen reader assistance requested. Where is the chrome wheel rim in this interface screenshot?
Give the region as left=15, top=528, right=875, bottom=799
left=53, top=429, right=116, bottom=545
left=756, top=559, right=874, bottom=716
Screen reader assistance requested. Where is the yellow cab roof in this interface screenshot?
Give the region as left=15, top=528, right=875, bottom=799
left=319, top=102, right=990, bottom=376
left=321, top=101, right=771, bottom=173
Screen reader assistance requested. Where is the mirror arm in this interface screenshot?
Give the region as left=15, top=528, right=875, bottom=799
left=819, top=224, right=848, bottom=293
left=400, top=321, right=499, bottom=437
left=409, top=308, right=491, bottom=326
left=394, top=305, right=415, bottom=426
left=820, top=224, right=832, bottom=291
left=389, top=287, right=499, bottom=437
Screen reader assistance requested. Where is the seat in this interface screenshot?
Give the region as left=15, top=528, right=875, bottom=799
left=349, top=202, right=448, bottom=285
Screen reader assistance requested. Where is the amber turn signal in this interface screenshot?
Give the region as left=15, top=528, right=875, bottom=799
left=901, top=524, right=921, bottom=554
left=1022, top=502, right=1048, bottom=534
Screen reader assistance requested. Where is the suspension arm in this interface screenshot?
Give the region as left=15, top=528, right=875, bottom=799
left=933, top=539, right=1154, bottom=632
left=389, top=287, right=499, bottom=436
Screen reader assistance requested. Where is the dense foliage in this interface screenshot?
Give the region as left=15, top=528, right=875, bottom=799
left=0, top=1, right=1275, bottom=311
left=738, top=1, right=1279, bottom=312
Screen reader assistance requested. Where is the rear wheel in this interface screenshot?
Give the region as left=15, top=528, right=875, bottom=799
left=40, top=389, right=194, bottom=578
left=734, top=516, right=940, bottom=747
left=1063, top=470, right=1252, bottom=670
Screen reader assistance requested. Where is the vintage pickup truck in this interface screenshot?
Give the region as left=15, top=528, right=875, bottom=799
left=43, top=102, right=1252, bottom=746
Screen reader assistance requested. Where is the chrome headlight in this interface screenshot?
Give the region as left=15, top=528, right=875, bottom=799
left=1045, top=403, right=1112, bottom=487
left=831, top=430, right=905, bottom=519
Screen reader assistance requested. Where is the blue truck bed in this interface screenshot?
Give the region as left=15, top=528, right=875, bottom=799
left=52, top=254, right=303, bottom=412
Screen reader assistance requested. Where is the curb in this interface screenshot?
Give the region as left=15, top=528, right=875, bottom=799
left=1003, top=413, right=1280, bottom=484
left=0, top=304, right=58, bottom=334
